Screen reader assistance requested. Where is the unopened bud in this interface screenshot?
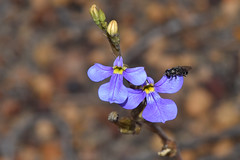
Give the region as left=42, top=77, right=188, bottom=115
left=107, top=20, right=118, bottom=36
left=98, top=9, right=106, bottom=22
left=89, top=4, right=99, bottom=21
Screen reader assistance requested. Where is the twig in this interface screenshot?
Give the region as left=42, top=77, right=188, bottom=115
left=144, top=121, right=169, bottom=143
left=144, top=121, right=182, bottom=160
left=109, top=109, right=183, bottom=159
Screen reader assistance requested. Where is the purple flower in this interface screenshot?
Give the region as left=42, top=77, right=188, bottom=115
left=87, top=56, right=147, bottom=104
left=121, top=76, right=184, bottom=123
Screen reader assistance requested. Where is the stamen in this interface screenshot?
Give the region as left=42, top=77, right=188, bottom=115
left=113, top=66, right=124, bottom=74
left=143, top=84, right=155, bottom=94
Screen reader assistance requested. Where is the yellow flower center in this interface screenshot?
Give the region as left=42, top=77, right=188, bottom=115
left=143, top=84, right=155, bottom=94
left=113, top=66, right=126, bottom=74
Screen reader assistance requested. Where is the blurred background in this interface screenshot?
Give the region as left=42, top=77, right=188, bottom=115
left=0, top=0, right=240, bottom=160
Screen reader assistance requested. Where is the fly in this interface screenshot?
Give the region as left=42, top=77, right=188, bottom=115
left=164, top=66, right=192, bottom=79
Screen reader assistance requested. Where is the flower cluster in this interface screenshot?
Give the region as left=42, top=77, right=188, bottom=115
left=88, top=56, right=184, bottom=123
left=88, top=56, right=147, bottom=103
left=88, top=4, right=186, bottom=123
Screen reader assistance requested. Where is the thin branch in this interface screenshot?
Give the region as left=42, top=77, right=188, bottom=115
left=144, top=121, right=182, bottom=160
left=109, top=109, right=183, bottom=159
left=144, top=121, right=169, bottom=143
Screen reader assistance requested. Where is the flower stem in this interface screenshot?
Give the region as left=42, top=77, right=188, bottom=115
left=109, top=109, right=182, bottom=159
left=144, top=121, right=182, bottom=159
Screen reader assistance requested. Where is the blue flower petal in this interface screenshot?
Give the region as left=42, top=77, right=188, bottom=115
left=98, top=82, right=110, bottom=102
left=154, top=75, right=184, bottom=94
left=142, top=92, right=177, bottom=123
left=123, top=67, right=147, bottom=85
left=98, top=74, right=128, bottom=103
left=120, top=88, right=146, bottom=109
left=146, top=77, right=154, bottom=84
left=113, top=56, right=123, bottom=67
left=87, top=63, right=113, bottom=82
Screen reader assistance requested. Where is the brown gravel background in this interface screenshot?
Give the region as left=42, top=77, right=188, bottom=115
left=0, top=0, right=240, bottom=160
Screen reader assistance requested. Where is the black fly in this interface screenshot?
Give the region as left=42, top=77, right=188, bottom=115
left=164, top=66, right=192, bottom=79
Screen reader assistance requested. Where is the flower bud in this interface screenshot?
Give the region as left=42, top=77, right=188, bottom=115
left=98, top=9, right=106, bottom=22
left=89, top=4, right=99, bottom=20
left=107, top=20, right=118, bottom=36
